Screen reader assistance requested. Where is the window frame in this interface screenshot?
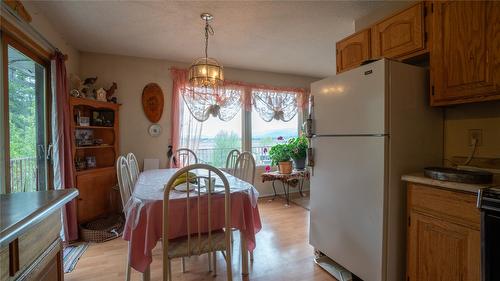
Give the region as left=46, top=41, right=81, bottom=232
left=245, top=108, right=302, bottom=167
left=1, top=31, right=53, bottom=194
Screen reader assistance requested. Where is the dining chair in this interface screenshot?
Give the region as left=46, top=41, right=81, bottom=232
left=169, top=148, right=198, bottom=168
left=232, top=151, right=256, bottom=261
left=116, top=156, right=134, bottom=281
left=225, top=149, right=240, bottom=175
left=126, top=152, right=140, bottom=185
left=233, top=151, right=256, bottom=185
left=162, top=164, right=233, bottom=281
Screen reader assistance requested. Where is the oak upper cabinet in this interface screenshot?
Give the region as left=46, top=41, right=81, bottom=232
left=336, top=29, right=371, bottom=73
left=407, top=183, right=480, bottom=281
left=431, top=1, right=500, bottom=105
left=371, top=2, right=426, bottom=59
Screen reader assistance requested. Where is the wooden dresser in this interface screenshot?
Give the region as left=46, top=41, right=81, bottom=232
left=0, top=189, right=78, bottom=281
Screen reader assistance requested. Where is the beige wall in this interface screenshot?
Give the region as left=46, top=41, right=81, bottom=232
left=444, top=101, right=500, bottom=163
left=79, top=52, right=317, bottom=196
left=22, top=2, right=80, bottom=75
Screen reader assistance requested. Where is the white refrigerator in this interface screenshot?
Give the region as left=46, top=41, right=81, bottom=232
left=309, top=59, right=443, bottom=281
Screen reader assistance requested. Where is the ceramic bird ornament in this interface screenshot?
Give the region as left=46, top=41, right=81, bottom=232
left=106, top=82, right=118, bottom=103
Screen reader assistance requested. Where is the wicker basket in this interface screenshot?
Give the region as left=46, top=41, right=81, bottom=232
left=79, top=215, right=124, bottom=243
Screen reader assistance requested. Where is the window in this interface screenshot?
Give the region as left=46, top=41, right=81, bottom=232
left=2, top=34, right=51, bottom=193
left=173, top=72, right=305, bottom=168
left=179, top=100, right=300, bottom=168
left=251, top=112, right=298, bottom=166
left=179, top=100, right=243, bottom=167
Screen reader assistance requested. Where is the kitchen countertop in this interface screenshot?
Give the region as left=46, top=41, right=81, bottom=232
left=0, top=189, right=78, bottom=247
left=402, top=173, right=497, bottom=194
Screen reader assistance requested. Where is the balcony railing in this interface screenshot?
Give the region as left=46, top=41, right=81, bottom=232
left=10, top=156, right=37, bottom=193
left=194, top=146, right=272, bottom=167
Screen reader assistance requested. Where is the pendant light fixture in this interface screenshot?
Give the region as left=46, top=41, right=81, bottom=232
left=188, top=13, right=224, bottom=87
left=182, top=13, right=242, bottom=122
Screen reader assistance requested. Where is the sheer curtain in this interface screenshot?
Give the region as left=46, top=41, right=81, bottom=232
left=170, top=68, right=203, bottom=166
left=179, top=99, right=203, bottom=154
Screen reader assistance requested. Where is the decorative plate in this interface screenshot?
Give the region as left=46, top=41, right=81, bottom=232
left=142, top=83, right=164, bottom=123
left=148, top=124, right=161, bottom=137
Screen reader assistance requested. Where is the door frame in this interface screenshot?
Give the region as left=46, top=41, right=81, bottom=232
left=1, top=31, right=52, bottom=193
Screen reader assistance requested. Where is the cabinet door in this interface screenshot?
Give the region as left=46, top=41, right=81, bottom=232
left=371, top=2, right=425, bottom=59
left=431, top=1, right=500, bottom=105
left=336, top=29, right=371, bottom=73
left=76, top=168, right=116, bottom=222
left=407, top=211, right=480, bottom=281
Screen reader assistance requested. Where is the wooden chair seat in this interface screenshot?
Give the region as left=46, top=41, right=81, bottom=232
left=167, top=230, right=227, bottom=259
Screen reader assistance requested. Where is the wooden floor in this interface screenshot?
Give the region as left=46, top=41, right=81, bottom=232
left=65, top=198, right=337, bottom=281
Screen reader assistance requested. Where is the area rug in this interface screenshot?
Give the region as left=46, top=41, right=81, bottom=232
left=63, top=242, right=89, bottom=273
left=291, top=194, right=310, bottom=210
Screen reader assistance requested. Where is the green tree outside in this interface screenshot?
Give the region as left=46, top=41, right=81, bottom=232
left=211, top=131, right=240, bottom=167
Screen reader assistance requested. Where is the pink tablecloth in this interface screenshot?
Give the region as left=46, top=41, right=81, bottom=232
left=123, top=169, right=262, bottom=273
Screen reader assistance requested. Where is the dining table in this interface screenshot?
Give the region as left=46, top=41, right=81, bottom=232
left=122, top=168, right=262, bottom=278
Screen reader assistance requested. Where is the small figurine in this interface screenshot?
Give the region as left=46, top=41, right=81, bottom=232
left=106, top=82, right=118, bottom=103
left=83, top=77, right=98, bottom=85
left=96, top=88, right=107, bottom=102
left=81, top=76, right=98, bottom=99
left=70, top=74, right=84, bottom=98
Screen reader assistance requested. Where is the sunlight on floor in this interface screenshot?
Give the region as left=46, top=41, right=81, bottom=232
left=65, top=198, right=336, bottom=281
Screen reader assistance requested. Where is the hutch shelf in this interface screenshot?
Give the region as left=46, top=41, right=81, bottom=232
left=69, top=97, right=120, bottom=223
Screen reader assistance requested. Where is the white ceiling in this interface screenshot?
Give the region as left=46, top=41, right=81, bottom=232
left=29, top=1, right=407, bottom=78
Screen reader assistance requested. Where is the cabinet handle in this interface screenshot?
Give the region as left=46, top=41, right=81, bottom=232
left=9, top=239, right=20, bottom=276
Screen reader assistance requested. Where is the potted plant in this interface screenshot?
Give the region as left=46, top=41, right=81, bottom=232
left=289, top=135, right=308, bottom=170
left=269, top=142, right=293, bottom=174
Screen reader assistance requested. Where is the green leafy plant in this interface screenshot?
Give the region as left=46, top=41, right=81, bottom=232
left=288, top=135, right=308, bottom=160
left=268, top=142, right=291, bottom=166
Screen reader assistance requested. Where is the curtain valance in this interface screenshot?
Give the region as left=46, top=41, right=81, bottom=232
left=170, top=67, right=309, bottom=122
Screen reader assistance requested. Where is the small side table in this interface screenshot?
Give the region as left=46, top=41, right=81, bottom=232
left=261, top=170, right=310, bottom=206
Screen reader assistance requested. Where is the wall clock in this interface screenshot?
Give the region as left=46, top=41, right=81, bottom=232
left=142, top=83, right=164, bottom=123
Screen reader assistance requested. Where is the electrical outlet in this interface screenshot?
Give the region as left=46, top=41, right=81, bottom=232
left=468, top=129, right=483, bottom=146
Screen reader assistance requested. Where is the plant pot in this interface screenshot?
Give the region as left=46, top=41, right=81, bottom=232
left=278, top=161, right=293, bottom=174
left=293, top=157, right=306, bottom=170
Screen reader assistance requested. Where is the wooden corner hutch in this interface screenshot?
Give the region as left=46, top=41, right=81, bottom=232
left=69, top=97, right=120, bottom=223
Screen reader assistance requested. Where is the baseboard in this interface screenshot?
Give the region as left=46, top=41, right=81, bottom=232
left=258, top=189, right=309, bottom=199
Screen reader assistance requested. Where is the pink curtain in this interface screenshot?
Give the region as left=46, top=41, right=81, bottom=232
left=53, top=51, right=78, bottom=241
left=169, top=68, right=188, bottom=166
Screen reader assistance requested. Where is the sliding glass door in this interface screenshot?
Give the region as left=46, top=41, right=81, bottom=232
left=2, top=34, right=51, bottom=193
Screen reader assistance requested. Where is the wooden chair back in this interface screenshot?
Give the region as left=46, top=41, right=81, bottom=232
left=162, top=164, right=232, bottom=280
left=170, top=148, right=198, bottom=168
left=233, top=151, right=256, bottom=185
left=116, top=156, right=133, bottom=210
left=126, top=152, right=140, bottom=185
left=225, top=149, right=240, bottom=174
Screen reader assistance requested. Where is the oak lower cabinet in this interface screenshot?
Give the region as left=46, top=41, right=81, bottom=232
left=430, top=0, right=500, bottom=106
left=76, top=167, right=117, bottom=223
left=336, top=29, right=371, bottom=73
left=371, top=2, right=426, bottom=60
left=407, top=183, right=480, bottom=281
